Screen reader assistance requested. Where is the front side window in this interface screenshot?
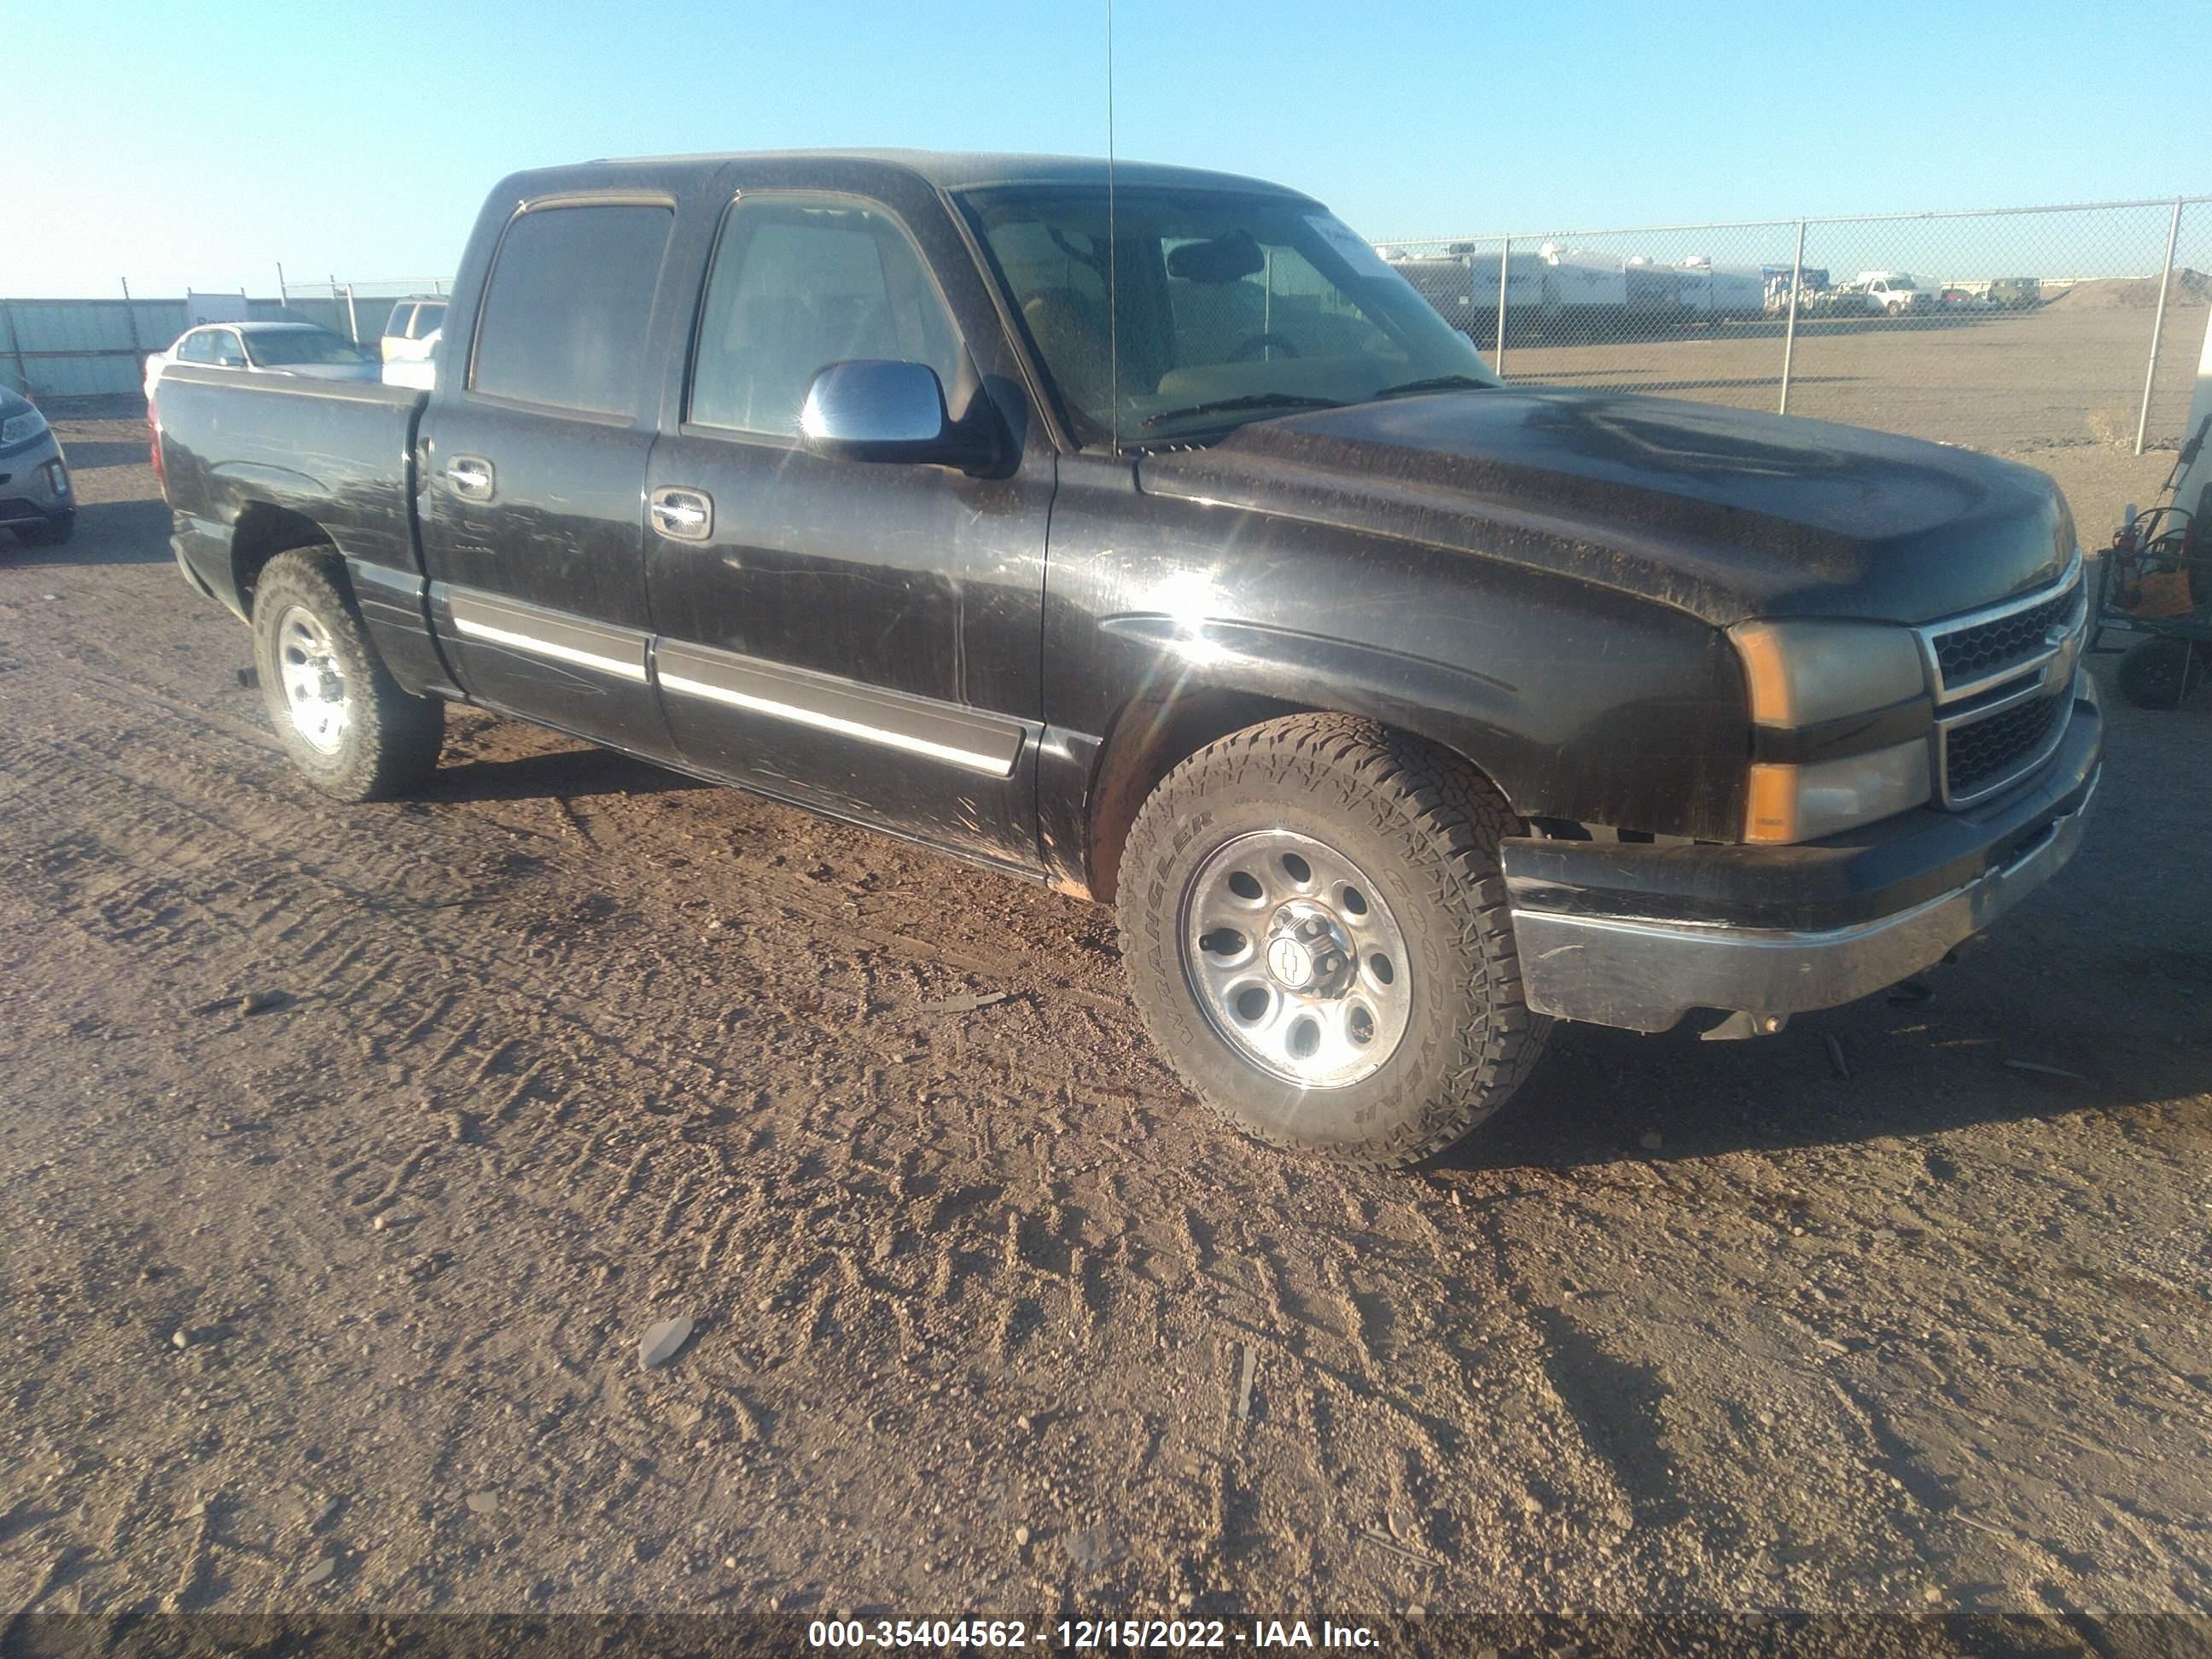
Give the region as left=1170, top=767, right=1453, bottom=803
left=688, top=193, right=965, bottom=438
left=212, top=330, right=246, bottom=364
left=412, top=301, right=446, bottom=339
left=958, top=186, right=1497, bottom=445
left=471, top=202, right=673, bottom=415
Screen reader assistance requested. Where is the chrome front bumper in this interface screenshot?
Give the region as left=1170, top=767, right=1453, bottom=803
left=1510, top=684, right=2101, bottom=1034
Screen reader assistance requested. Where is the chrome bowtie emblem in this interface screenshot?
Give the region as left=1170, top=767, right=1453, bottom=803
left=1267, top=936, right=1313, bottom=987
left=2044, top=622, right=2081, bottom=690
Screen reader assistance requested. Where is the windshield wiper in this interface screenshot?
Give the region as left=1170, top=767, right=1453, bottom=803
left=1369, top=374, right=1495, bottom=401
left=1139, top=393, right=1343, bottom=430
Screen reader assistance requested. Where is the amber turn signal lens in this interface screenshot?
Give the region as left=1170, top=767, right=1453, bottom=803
left=1734, top=627, right=1796, bottom=727
left=1744, top=763, right=1800, bottom=844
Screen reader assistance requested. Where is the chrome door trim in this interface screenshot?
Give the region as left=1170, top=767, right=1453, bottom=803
left=447, top=590, right=649, bottom=684
left=654, top=637, right=1025, bottom=777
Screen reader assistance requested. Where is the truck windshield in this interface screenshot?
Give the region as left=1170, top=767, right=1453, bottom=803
left=244, top=329, right=368, bottom=367
left=957, top=185, right=1497, bottom=445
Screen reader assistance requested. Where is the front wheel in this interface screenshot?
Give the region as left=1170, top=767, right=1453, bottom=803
left=1117, top=714, right=1551, bottom=1168
left=251, top=549, right=445, bottom=800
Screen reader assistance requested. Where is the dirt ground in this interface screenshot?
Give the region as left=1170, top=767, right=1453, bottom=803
left=1504, top=301, right=2211, bottom=463
left=3, top=414, right=2209, bottom=1636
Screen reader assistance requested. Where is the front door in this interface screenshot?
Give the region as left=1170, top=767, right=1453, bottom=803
left=418, top=195, right=678, bottom=758
left=643, top=187, right=1052, bottom=870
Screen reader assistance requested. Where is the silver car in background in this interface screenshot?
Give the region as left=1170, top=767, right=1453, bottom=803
left=0, top=387, right=73, bottom=547
left=143, top=322, right=381, bottom=404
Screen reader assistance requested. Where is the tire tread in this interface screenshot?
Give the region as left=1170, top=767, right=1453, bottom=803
left=1117, top=713, right=1551, bottom=1168
left=253, top=548, right=443, bottom=801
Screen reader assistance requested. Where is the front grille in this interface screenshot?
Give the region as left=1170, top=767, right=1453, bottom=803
left=1931, top=584, right=2081, bottom=687
left=1946, top=690, right=2069, bottom=799
left=1915, top=556, right=2083, bottom=807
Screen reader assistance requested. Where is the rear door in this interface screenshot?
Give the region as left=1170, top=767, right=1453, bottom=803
left=417, top=195, right=680, bottom=757
left=641, top=174, right=1054, bottom=870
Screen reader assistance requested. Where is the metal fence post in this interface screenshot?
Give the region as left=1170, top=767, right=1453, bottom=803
left=276, top=263, right=288, bottom=306
left=3, top=301, right=29, bottom=396
left=2135, top=196, right=2185, bottom=457
left=119, top=276, right=143, bottom=366
left=1493, top=236, right=1511, bottom=379
left=343, top=283, right=360, bottom=344
left=1778, top=218, right=1806, bottom=416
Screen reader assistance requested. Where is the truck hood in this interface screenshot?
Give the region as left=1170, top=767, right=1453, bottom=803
left=1135, top=388, right=2073, bottom=626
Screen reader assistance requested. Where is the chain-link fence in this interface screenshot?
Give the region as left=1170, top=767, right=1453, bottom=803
left=14, top=198, right=2209, bottom=455
left=1378, top=196, right=2210, bottom=458
left=276, top=277, right=451, bottom=346
left=1, top=276, right=453, bottom=403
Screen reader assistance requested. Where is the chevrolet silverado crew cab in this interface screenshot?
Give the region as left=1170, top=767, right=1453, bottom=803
left=153, top=151, right=2101, bottom=1167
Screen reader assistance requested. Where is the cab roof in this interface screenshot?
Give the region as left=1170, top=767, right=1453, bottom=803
left=586, top=148, right=1315, bottom=201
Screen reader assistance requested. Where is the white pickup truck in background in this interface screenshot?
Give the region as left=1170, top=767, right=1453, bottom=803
left=1853, top=271, right=1936, bottom=314
left=380, top=295, right=445, bottom=390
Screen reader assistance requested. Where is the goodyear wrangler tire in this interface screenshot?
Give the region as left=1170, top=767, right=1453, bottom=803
left=252, top=549, right=445, bottom=801
left=1117, top=713, right=1551, bottom=1167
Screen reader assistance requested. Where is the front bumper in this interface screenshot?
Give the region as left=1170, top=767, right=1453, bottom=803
left=1505, top=676, right=2102, bottom=1033
left=0, top=428, right=71, bottom=527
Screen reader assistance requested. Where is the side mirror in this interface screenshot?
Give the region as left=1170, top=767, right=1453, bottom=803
left=799, top=360, right=996, bottom=470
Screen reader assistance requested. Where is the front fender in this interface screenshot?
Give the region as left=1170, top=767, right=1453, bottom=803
left=1091, top=602, right=1747, bottom=843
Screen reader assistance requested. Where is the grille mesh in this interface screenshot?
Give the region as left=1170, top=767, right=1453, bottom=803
left=1931, top=585, right=2078, bottom=686
left=1947, top=692, right=2068, bottom=798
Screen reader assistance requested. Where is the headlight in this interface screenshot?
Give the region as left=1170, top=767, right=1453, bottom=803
left=1730, top=620, right=1933, bottom=843
left=1731, top=619, right=1925, bottom=725
left=1746, top=738, right=1932, bottom=843
left=1, top=409, right=49, bottom=446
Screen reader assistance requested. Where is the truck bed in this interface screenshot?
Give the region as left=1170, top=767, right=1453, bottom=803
left=158, top=366, right=428, bottom=620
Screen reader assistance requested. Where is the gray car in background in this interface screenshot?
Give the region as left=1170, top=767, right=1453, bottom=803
left=0, top=387, right=73, bottom=546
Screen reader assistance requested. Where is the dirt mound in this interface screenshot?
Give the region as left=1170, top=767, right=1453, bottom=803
left=2050, top=268, right=2211, bottom=309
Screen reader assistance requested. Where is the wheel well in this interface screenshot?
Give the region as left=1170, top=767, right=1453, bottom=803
left=1084, top=690, right=1307, bottom=904
left=1086, top=695, right=1524, bottom=905
left=232, top=504, right=338, bottom=614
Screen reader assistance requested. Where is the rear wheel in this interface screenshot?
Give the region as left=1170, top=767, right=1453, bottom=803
left=251, top=549, right=444, bottom=800
left=1117, top=713, right=1551, bottom=1168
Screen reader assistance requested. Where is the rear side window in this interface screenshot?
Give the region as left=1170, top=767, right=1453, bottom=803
left=384, top=303, right=415, bottom=338
left=413, top=301, right=445, bottom=339
left=177, top=330, right=216, bottom=364
left=688, top=194, right=964, bottom=437
left=470, top=202, right=672, bottom=416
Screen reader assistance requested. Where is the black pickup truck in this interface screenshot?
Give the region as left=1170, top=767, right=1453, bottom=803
left=154, top=150, right=2101, bottom=1167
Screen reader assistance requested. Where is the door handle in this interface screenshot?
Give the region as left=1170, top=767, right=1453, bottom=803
left=650, top=486, right=713, bottom=542
left=446, top=457, right=494, bottom=500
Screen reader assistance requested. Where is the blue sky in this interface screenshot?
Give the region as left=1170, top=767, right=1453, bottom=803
left=15, top=0, right=2209, bottom=296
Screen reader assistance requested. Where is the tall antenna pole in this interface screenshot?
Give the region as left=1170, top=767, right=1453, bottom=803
left=1105, top=0, right=1118, bottom=456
